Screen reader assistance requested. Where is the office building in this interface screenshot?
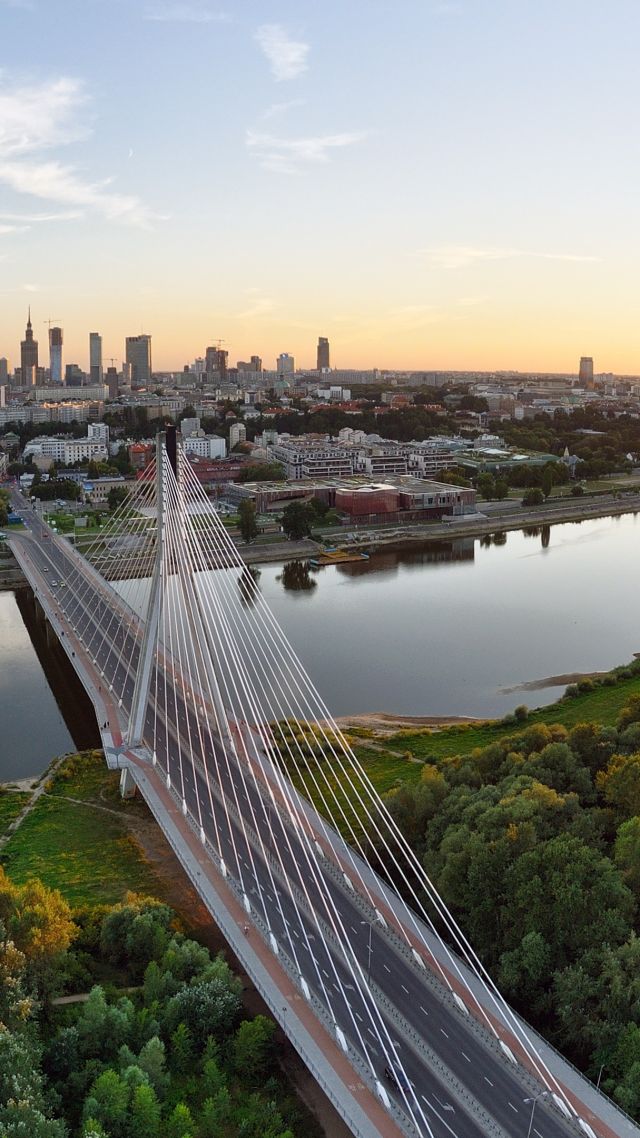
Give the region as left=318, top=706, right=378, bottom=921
left=0, top=359, right=8, bottom=386
left=105, top=366, right=119, bottom=399
left=317, top=337, right=330, bottom=371
left=20, top=309, right=38, bottom=386
left=89, top=332, right=103, bottom=384
left=65, top=363, right=85, bottom=386
left=579, top=356, right=594, bottom=385
left=49, top=327, right=63, bottom=384
left=205, top=346, right=228, bottom=382
left=125, top=334, right=152, bottom=387
left=251, top=355, right=262, bottom=373
left=277, top=352, right=295, bottom=376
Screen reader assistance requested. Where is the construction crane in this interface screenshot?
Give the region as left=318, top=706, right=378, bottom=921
left=44, top=318, right=61, bottom=332
left=108, top=358, right=118, bottom=368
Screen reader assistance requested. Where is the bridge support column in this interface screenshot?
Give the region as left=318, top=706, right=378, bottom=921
left=119, top=766, right=136, bottom=799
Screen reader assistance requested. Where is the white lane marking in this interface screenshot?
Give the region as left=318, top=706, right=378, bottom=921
left=508, top=1103, right=518, bottom=1113
left=440, top=1028, right=449, bottom=1038
left=420, top=1006, right=429, bottom=1016
left=355, top=1012, right=363, bottom=1022
left=461, top=1052, right=471, bottom=1062
left=383, top=964, right=391, bottom=973
left=484, top=1076, right=493, bottom=1086
left=401, top=984, right=409, bottom=994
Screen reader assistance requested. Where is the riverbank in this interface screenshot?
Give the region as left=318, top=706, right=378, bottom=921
left=238, top=491, right=640, bottom=565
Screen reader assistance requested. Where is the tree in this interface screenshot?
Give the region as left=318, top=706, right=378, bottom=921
left=598, top=753, right=640, bottom=819
left=233, top=1016, right=276, bottom=1081
left=82, top=1069, right=130, bottom=1138
left=130, top=1082, right=161, bottom=1138
left=615, top=818, right=640, bottom=893
left=163, top=969, right=242, bottom=1049
left=281, top=501, right=313, bottom=541
left=170, top=1022, right=193, bottom=1077
left=238, top=499, right=258, bottom=543
left=476, top=472, right=496, bottom=500
left=165, top=1102, right=194, bottom=1138
left=494, top=477, right=509, bottom=500
left=199, top=1090, right=231, bottom=1136
left=107, top=485, right=129, bottom=512
left=542, top=465, right=555, bottom=498
left=522, top=487, right=544, bottom=506
left=137, top=1035, right=168, bottom=1094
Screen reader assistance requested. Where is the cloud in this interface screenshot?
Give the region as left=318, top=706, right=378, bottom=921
left=0, top=75, right=160, bottom=227
left=260, top=99, right=305, bottom=121
left=422, top=245, right=600, bottom=270
left=236, top=296, right=276, bottom=319
left=144, top=3, right=229, bottom=22
left=0, top=210, right=81, bottom=222
left=246, top=129, right=367, bottom=173
left=255, top=24, right=309, bottom=81
left=0, top=223, right=29, bottom=235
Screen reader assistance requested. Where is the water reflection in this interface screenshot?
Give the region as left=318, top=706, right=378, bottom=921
left=238, top=566, right=261, bottom=607
left=277, top=561, right=317, bottom=593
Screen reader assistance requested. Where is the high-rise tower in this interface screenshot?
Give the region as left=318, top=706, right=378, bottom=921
left=49, top=326, right=63, bottom=384
left=317, top=336, right=330, bottom=371
left=125, top=334, right=152, bottom=387
left=89, top=332, right=103, bottom=383
left=20, top=309, right=38, bottom=386
left=579, top=356, right=594, bottom=387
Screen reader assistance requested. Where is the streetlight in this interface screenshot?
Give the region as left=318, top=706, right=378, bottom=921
left=360, top=921, right=373, bottom=985
left=523, top=1090, right=548, bottom=1138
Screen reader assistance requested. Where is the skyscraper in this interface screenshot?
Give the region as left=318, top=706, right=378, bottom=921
left=89, top=332, right=103, bottom=384
left=125, top=334, right=152, bottom=387
left=205, top=346, right=228, bottom=382
left=49, top=326, right=63, bottom=384
left=277, top=352, right=295, bottom=376
left=250, top=355, right=262, bottom=373
left=20, top=309, right=38, bottom=386
left=0, top=358, right=8, bottom=387
left=579, top=356, right=594, bottom=386
left=317, top=336, right=330, bottom=371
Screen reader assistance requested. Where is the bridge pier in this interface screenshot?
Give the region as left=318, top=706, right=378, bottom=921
left=119, top=766, right=137, bottom=799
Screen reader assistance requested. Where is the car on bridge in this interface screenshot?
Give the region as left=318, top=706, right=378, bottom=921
left=384, top=1061, right=410, bottom=1093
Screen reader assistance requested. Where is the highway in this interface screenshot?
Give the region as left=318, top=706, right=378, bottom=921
left=10, top=490, right=603, bottom=1138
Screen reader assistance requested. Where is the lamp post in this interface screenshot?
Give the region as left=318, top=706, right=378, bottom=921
left=360, top=921, right=373, bottom=985
left=523, top=1090, right=548, bottom=1138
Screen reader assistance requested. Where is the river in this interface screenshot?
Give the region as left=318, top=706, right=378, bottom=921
left=2, top=512, right=639, bottom=779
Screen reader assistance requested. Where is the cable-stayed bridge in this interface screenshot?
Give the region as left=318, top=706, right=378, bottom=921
left=8, top=430, right=635, bottom=1138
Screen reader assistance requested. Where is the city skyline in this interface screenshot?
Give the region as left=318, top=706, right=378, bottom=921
left=1, top=1, right=640, bottom=372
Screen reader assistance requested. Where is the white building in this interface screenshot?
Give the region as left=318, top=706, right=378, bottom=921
left=182, top=434, right=227, bottom=460
left=229, top=422, right=247, bottom=449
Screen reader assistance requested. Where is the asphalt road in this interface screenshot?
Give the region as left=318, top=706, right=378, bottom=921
left=11, top=491, right=588, bottom=1138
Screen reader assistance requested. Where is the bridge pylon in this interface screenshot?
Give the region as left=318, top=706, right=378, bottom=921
left=127, top=429, right=166, bottom=748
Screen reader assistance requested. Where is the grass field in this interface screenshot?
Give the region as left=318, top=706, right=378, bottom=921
left=2, top=752, right=160, bottom=909
left=0, top=792, right=30, bottom=839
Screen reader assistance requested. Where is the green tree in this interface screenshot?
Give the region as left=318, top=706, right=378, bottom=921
left=137, top=1035, right=168, bottom=1094
left=164, top=972, right=242, bottom=1049
left=238, top=499, right=258, bottom=543
left=199, top=1090, right=231, bottom=1136
left=541, top=465, right=555, bottom=498
left=107, top=485, right=129, bottom=511
left=170, top=1022, right=193, bottom=1077
left=82, top=1069, right=130, bottom=1138
left=130, top=1082, right=161, bottom=1138
left=615, top=818, right=640, bottom=893
left=598, top=753, right=640, bottom=819
left=476, top=472, right=496, bottom=500
left=281, top=501, right=313, bottom=541
left=522, top=487, right=544, bottom=506
left=165, top=1102, right=194, bottom=1138
left=233, top=1016, right=276, bottom=1081
left=493, top=477, right=509, bottom=500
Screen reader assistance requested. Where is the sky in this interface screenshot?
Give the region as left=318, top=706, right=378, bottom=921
left=1, top=0, right=640, bottom=375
